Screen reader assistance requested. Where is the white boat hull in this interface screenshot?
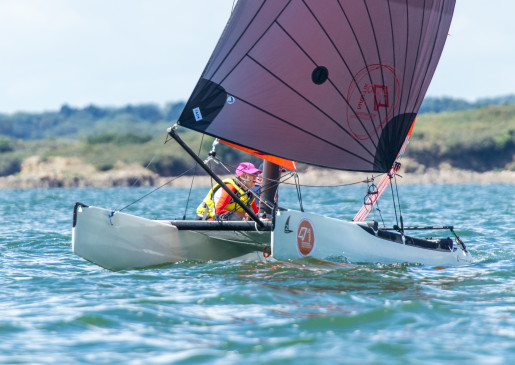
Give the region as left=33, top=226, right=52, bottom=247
left=72, top=204, right=271, bottom=271
left=272, top=210, right=473, bottom=266
left=72, top=205, right=472, bottom=271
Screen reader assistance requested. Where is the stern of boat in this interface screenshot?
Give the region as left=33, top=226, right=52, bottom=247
left=271, top=210, right=472, bottom=266
left=72, top=203, right=273, bottom=271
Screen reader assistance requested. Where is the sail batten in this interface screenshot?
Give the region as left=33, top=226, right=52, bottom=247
left=179, top=0, right=456, bottom=173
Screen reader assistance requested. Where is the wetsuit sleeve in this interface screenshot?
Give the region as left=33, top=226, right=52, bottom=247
left=215, top=184, right=236, bottom=215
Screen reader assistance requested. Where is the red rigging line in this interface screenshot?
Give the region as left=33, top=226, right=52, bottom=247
left=353, top=162, right=402, bottom=222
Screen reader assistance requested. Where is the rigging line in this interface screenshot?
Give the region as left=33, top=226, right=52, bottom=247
left=254, top=171, right=297, bottom=211
left=234, top=89, right=375, bottom=168
left=117, top=165, right=197, bottom=213
left=258, top=170, right=296, bottom=203
left=302, top=0, right=379, bottom=145
left=212, top=157, right=234, bottom=176
left=393, top=170, right=404, bottom=230
left=255, top=188, right=276, bottom=212
left=333, top=0, right=383, bottom=143
left=127, top=141, right=162, bottom=188
left=280, top=176, right=372, bottom=188
left=278, top=171, right=297, bottom=185
left=295, top=173, right=304, bottom=212
left=412, top=0, right=450, bottom=112
left=182, top=134, right=205, bottom=220
left=275, top=21, right=378, bottom=155
left=247, top=54, right=376, bottom=161
left=389, top=172, right=400, bottom=229
left=362, top=0, right=388, bottom=134
left=375, top=198, right=386, bottom=228
left=213, top=0, right=292, bottom=83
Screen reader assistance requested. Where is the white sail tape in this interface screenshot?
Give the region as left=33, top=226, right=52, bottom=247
left=193, top=107, right=203, bottom=122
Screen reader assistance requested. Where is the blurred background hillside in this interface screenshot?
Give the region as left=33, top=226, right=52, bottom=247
left=1, top=95, right=514, bottom=181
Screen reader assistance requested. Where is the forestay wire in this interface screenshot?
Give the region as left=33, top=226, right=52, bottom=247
left=182, top=134, right=205, bottom=219
left=117, top=165, right=197, bottom=213
left=117, top=134, right=198, bottom=213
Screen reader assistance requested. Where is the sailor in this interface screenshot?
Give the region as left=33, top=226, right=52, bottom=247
left=249, top=162, right=263, bottom=207
left=196, top=162, right=261, bottom=220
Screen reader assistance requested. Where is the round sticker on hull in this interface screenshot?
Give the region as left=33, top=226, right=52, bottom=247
left=297, top=219, right=316, bottom=256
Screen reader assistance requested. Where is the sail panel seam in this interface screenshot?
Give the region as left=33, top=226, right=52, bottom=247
left=246, top=53, right=377, bottom=162
left=233, top=89, right=376, bottom=168
left=208, top=0, right=268, bottom=80
left=216, top=0, right=294, bottom=86
left=412, top=0, right=451, bottom=113
left=274, top=21, right=370, bottom=151
left=387, top=0, right=397, bottom=145
left=363, top=0, right=388, bottom=137
left=334, top=0, right=382, bottom=144
left=271, top=21, right=378, bottom=160
left=303, top=0, right=379, bottom=145
left=403, top=0, right=426, bottom=120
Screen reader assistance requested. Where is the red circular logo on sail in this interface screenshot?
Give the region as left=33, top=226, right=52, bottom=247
left=346, top=64, right=401, bottom=140
left=297, top=219, right=315, bottom=256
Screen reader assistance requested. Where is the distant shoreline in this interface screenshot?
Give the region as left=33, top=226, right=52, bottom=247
left=0, top=156, right=513, bottom=189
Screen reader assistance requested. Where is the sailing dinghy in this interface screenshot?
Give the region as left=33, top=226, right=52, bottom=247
left=73, top=0, right=473, bottom=270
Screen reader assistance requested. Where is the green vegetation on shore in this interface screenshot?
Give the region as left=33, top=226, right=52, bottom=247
left=0, top=97, right=514, bottom=177
left=409, top=105, right=515, bottom=171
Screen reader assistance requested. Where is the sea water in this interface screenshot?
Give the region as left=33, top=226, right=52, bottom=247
left=0, top=184, right=514, bottom=364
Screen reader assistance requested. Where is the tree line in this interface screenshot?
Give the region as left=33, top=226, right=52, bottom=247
left=0, top=96, right=514, bottom=141
left=0, top=96, right=513, bottom=177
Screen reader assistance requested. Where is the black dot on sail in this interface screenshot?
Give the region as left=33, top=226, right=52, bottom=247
left=311, top=66, right=329, bottom=85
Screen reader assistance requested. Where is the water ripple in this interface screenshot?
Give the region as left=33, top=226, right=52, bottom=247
left=0, top=186, right=514, bottom=364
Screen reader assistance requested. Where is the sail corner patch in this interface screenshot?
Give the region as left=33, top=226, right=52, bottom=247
left=192, top=107, right=203, bottom=122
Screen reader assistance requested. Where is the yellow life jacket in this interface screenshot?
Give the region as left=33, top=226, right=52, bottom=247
left=196, top=178, right=254, bottom=219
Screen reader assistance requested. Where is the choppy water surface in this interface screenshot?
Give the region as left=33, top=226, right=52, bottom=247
left=1, top=184, right=514, bottom=364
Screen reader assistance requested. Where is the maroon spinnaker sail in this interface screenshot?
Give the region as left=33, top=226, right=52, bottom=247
left=178, top=0, right=455, bottom=173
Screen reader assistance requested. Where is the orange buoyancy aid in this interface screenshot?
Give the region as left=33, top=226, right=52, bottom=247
left=196, top=178, right=254, bottom=219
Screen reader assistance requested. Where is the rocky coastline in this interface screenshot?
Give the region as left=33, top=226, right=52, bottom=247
left=0, top=156, right=513, bottom=189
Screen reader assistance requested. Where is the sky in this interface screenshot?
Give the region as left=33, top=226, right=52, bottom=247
left=0, top=0, right=514, bottom=114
